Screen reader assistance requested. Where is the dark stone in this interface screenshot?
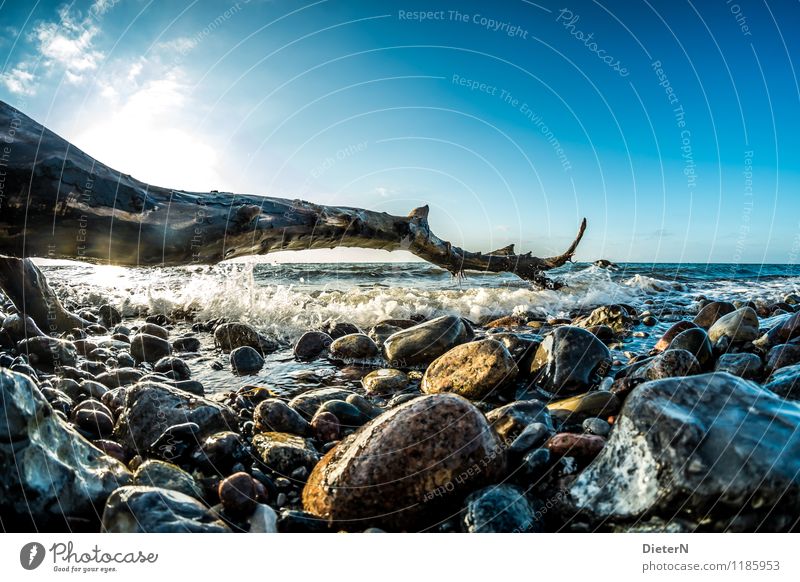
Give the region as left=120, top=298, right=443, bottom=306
left=654, top=320, right=699, bottom=352
left=17, top=336, right=78, bottom=368
left=114, top=382, right=236, bottom=452
left=667, top=327, right=713, bottom=369
left=154, top=356, right=192, bottom=381
left=765, top=343, right=800, bottom=375
left=230, top=346, right=265, bottom=374
left=130, top=333, right=172, bottom=363
left=317, top=399, right=371, bottom=428
left=325, top=322, right=361, bottom=339
left=288, top=387, right=356, bottom=419
left=0, top=369, right=130, bottom=527
left=529, top=326, right=611, bottom=396
left=138, top=322, right=169, bottom=339
left=252, top=432, right=320, bottom=475
left=764, top=364, right=800, bottom=400
left=486, top=400, right=553, bottom=443
left=714, top=352, right=763, bottom=379
left=149, top=422, right=202, bottom=463
left=96, top=367, right=145, bottom=388
left=567, top=372, right=800, bottom=531
left=101, top=486, right=229, bottom=532
left=172, top=336, right=201, bottom=352
left=98, top=304, right=122, bottom=327
left=293, top=331, right=333, bottom=360
left=218, top=472, right=258, bottom=516
left=192, top=431, right=249, bottom=475
left=215, top=322, right=278, bottom=354
left=254, top=399, right=310, bottom=435
left=462, top=485, right=540, bottom=533
left=328, top=333, right=380, bottom=360
left=311, top=411, right=341, bottom=442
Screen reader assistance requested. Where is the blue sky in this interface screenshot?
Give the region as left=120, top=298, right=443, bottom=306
left=1, top=0, right=798, bottom=263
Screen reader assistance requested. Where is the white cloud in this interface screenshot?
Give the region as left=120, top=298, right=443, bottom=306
left=0, top=67, right=36, bottom=96
left=156, top=37, right=198, bottom=55
left=33, top=5, right=104, bottom=80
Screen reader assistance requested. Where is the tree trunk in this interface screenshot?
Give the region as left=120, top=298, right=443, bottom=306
left=0, top=100, right=586, bottom=330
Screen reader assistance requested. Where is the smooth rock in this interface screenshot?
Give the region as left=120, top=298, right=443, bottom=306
left=138, top=323, right=169, bottom=339
left=302, top=394, right=506, bottom=530
left=130, top=333, right=172, bottom=363
left=254, top=399, right=310, bottom=435
left=252, top=432, right=320, bottom=475
left=218, top=472, right=258, bottom=516
left=113, top=382, right=237, bottom=452
left=329, top=333, right=380, bottom=361
left=154, top=356, right=192, bottom=381
left=172, top=336, right=201, bottom=352
left=667, top=327, right=713, bottom=369
left=765, top=343, right=800, bottom=375
left=693, top=301, right=736, bottom=328
left=764, top=364, right=800, bottom=400
left=383, top=315, right=468, bottom=367
left=714, top=352, right=763, bottom=379
left=546, top=432, right=605, bottom=460
left=754, top=311, right=800, bottom=350
left=98, top=304, right=122, bottom=327
left=96, top=367, right=145, bottom=388
left=654, top=321, right=699, bottom=352
left=567, top=372, right=800, bottom=531
left=529, top=326, right=611, bottom=396
left=249, top=503, right=279, bottom=532
left=0, top=369, right=130, bottom=527
left=288, top=387, right=356, bottom=419
left=462, top=485, right=539, bottom=533
left=102, top=486, right=229, bottom=532
left=214, top=322, right=278, bottom=354
left=362, top=368, right=409, bottom=395
left=17, top=336, right=78, bottom=368
left=133, top=459, right=202, bottom=498
left=293, top=331, right=332, bottom=359
left=310, top=411, right=341, bottom=442
left=626, top=349, right=701, bottom=382
left=486, top=400, right=552, bottom=443
left=547, top=391, right=620, bottom=422
left=230, top=346, right=265, bottom=374
left=707, top=307, right=759, bottom=345
left=421, top=338, right=518, bottom=400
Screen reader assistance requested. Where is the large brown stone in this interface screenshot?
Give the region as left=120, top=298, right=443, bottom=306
left=421, top=338, right=518, bottom=400
left=302, top=394, right=506, bottom=531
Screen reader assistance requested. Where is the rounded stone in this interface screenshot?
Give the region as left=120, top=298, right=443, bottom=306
left=545, top=432, right=605, bottom=460
left=154, top=356, right=192, bottom=381
left=421, top=338, right=518, bottom=400
left=462, top=484, right=539, bottom=533
left=654, top=321, right=699, bottom=352
left=218, top=472, right=258, bottom=516
left=693, top=301, right=736, bottom=328
left=529, top=326, right=611, bottom=396
left=302, top=393, right=506, bottom=531
left=130, top=333, right=172, bottom=363
left=73, top=408, right=114, bottom=437
left=172, top=336, right=201, bottom=352
left=254, top=399, right=310, bottom=435
left=667, top=327, right=713, bottom=368
left=714, top=352, right=763, bottom=379
left=329, top=333, right=380, bottom=360
left=293, top=331, right=333, bottom=360
left=310, top=411, right=341, bottom=442
left=708, top=307, right=759, bottom=345
left=362, top=368, right=409, bottom=395
left=133, top=459, right=202, bottom=498
left=230, top=346, right=265, bottom=374
left=382, top=315, right=469, bottom=367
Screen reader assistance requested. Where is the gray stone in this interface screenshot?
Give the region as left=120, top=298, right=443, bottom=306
left=383, top=315, right=469, bottom=366
left=714, top=352, right=763, bottom=379
left=764, top=364, right=800, bottom=400
left=567, top=372, right=800, bottom=531
left=462, top=485, right=540, bottom=533
left=113, top=381, right=237, bottom=452
left=133, top=459, right=202, bottom=498
left=362, top=368, right=409, bottom=395
left=101, top=486, right=229, bottom=532
left=214, top=322, right=278, bottom=353
left=18, top=336, right=78, bottom=368
left=130, top=333, right=172, bottom=363
left=230, top=346, right=265, bottom=374
left=0, top=369, right=130, bottom=526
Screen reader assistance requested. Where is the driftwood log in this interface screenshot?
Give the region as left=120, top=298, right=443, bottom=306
left=0, top=100, right=586, bottom=331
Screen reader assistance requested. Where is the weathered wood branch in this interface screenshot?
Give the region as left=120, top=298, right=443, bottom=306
left=0, top=99, right=586, bottom=327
